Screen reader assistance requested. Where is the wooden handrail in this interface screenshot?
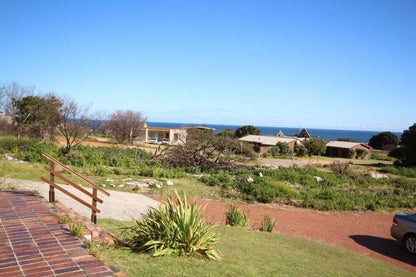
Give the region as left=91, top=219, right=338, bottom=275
left=41, top=153, right=110, bottom=223
left=41, top=177, right=101, bottom=213
left=43, top=166, right=103, bottom=203
left=42, top=153, right=110, bottom=196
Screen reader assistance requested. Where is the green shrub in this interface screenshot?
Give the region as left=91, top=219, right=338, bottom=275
left=294, top=143, right=307, bottom=157
left=225, top=204, right=249, bottom=227
left=200, top=172, right=233, bottom=188
left=261, top=215, right=275, bottom=232
left=124, top=192, right=221, bottom=260
left=269, top=145, right=280, bottom=157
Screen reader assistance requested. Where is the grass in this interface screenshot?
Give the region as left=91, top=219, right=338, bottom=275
left=0, top=160, right=44, bottom=181
left=95, top=219, right=413, bottom=277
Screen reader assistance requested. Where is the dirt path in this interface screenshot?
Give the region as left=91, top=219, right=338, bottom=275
left=154, top=196, right=416, bottom=273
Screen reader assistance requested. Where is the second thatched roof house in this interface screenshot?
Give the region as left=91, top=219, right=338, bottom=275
left=239, top=135, right=302, bottom=154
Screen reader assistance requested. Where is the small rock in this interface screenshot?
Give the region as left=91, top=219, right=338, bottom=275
left=110, top=184, right=116, bottom=187
left=245, top=177, right=254, bottom=183
left=119, top=184, right=125, bottom=188
left=259, top=172, right=263, bottom=177
left=84, top=234, right=92, bottom=241
left=156, top=184, right=162, bottom=189
left=314, top=176, right=323, bottom=182
left=370, top=172, right=388, bottom=179
left=101, top=184, right=106, bottom=187
left=166, top=180, right=174, bottom=186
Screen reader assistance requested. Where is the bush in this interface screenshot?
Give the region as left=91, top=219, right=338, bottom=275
left=269, top=145, right=280, bottom=157
left=225, top=204, right=249, bottom=227
left=277, top=142, right=292, bottom=156
left=199, top=172, right=233, bottom=188
left=330, top=162, right=350, bottom=176
left=124, top=192, right=221, bottom=260
left=261, top=215, right=275, bottom=232
left=294, top=143, right=307, bottom=157
left=304, top=138, right=327, bottom=156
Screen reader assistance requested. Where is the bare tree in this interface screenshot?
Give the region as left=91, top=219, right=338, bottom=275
left=0, top=81, right=35, bottom=115
left=0, top=81, right=35, bottom=135
left=107, top=110, right=146, bottom=144
left=57, top=98, right=91, bottom=154
left=93, top=110, right=111, bottom=137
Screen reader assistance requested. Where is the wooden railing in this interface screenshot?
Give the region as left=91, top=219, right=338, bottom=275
left=41, top=153, right=110, bottom=224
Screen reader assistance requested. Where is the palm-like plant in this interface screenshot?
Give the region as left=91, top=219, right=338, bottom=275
left=125, top=191, right=221, bottom=260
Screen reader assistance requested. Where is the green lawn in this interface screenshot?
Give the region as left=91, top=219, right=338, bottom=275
left=95, top=219, right=413, bottom=277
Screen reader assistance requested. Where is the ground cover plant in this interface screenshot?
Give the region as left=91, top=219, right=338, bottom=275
left=94, top=219, right=414, bottom=277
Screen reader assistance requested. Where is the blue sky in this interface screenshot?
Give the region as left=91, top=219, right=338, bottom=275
left=1, top=0, right=415, bottom=131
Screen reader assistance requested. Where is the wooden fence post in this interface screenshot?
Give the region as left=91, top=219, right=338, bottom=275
left=49, top=161, right=55, bottom=202
left=91, top=188, right=97, bottom=224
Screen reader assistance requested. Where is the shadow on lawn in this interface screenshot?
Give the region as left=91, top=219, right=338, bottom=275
left=350, top=235, right=416, bottom=267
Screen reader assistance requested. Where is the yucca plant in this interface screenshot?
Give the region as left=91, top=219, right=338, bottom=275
left=261, top=214, right=275, bottom=232
left=124, top=191, right=221, bottom=260
left=225, top=204, right=249, bottom=227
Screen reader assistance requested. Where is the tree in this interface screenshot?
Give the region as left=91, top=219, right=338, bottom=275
left=217, top=128, right=235, bottom=138
left=0, top=82, right=34, bottom=135
left=0, top=81, right=34, bottom=116
left=93, top=110, right=111, bottom=137
left=337, top=138, right=355, bottom=142
left=369, top=131, right=399, bottom=150
left=304, top=138, right=327, bottom=156
left=398, top=123, right=416, bottom=167
left=57, top=98, right=91, bottom=154
left=234, top=125, right=260, bottom=138
left=107, top=110, right=146, bottom=144
left=12, top=94, right=62, bottom=140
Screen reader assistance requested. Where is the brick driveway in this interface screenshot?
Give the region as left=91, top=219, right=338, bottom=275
left=0, top=191, right=113, bottom=277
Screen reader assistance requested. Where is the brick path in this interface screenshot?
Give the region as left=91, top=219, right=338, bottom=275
left=0, top=191, right=113, bottom=277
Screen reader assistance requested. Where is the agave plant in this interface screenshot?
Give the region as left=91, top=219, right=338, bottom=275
left=125, top=191, right=221, bottom=260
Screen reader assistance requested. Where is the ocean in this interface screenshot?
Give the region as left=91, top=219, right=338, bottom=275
left=148, top=122, right=402, bottom=143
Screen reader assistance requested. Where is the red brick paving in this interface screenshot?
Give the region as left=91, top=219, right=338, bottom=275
left=0, top=191, right=113, bottom=277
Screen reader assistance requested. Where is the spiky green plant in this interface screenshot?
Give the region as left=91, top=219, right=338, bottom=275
left=261, top=214, right=276, bottom=232
left=124, top=191, right=221, bottom=260
left=225, top=204, right=249, bottom=227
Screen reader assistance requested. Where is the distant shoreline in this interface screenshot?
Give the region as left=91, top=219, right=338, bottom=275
left=148, top=122, right=402, bottom=143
